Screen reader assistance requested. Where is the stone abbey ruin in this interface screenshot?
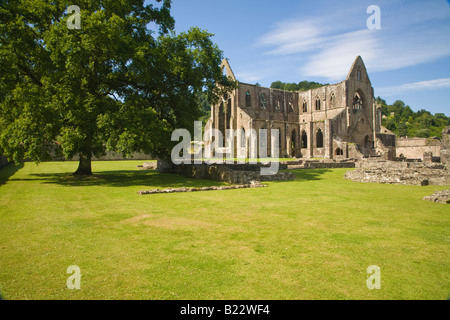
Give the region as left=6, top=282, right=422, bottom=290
left=206, top=56, right=448, bottom=164
left=197, top=56, right=449, bottom=188
left=206, top=56, right=380, bottom=160
left=141, top=56, right=449, bottom=191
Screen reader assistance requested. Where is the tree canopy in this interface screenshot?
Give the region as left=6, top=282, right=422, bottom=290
left=377, top=97, right=449, bottom=138
left=0, top=0, right=235, bottom=175
left=270, top=80, right=328, bottom=92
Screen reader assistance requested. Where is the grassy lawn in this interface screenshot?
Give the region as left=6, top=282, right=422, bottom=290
left=0, top=161, right=449, bottom=300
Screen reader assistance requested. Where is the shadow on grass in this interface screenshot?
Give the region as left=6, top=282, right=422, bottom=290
left=0, top=163, right=25, bottom=188
left=12, top=169, right=229, bottom=189
left=7, top=166, right=336, bottom=189
left=276, top=168, right=333, bottom=183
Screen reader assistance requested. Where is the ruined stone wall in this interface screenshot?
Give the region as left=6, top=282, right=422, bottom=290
left=377, top=133, right=396, bottom=147
left=282, top=159, right=355, bottom=169
left=208, top=57, right=378, bottom=161
left=170, top=163, right=295, bottom=185
left=441, top=127, right=450, bottom=164
left=375, top=133, right=396, bottom=160
left=138, top=181, right=268, bottom=195
left=237, top=83, right=299, bottom=121
left=298, top=82, right=347, bottom=122
left=330, top=109, right=349, bottom=140
left=347, top=143, right=366, bottom=159
left=345, top=159, right=450, bottom=186
left=395, top=137, right=441, bottom=160
left=302, top=161, right=355, bottom=169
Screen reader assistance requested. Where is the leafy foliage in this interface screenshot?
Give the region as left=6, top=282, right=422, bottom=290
left=377, top=97, right=449, bottom=138
left=197, top=91, right=211, bottom=126
left=0, top=0, right=236, bottom=174
left=270, top=80, right=328, bottom=92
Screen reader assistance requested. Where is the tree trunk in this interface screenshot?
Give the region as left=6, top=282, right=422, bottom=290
left=74, top=152, right=92, bottom=176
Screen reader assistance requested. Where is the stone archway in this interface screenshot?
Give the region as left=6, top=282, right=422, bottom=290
left=316, top=129, right=324, bottom=148
left=291, top=129, right=296, bottom=157
left=301, top=130, right=308, bottom=149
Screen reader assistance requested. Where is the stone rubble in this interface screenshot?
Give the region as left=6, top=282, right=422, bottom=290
left=422, top=190, right=450, bottom=204
left=344, top=160, right=450, bottom=186
left=138, top=180, right=267, bottom=195
left=137, top=162, right=157, bottom=170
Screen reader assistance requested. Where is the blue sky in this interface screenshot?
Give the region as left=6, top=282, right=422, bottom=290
left=169, top=0, right=450, bottom=116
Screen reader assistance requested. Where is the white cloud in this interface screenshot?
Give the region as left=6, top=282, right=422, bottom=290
left=300, top=30, right=381, bottom=80
left=256, top=19, right=326, bottom=55
left=235, top=71, right=265, bottom=84
left=255, top=0, right=450, bottom=81
left=377, top=78, right=450, bottom=96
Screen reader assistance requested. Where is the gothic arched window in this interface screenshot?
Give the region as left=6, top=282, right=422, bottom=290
left=275, top=100, right=281, bottom=111
left=260, top=93, right=267, bottom=110
left=301, top=130, right=308, bottom=148
left=245, top=91, right=251, bottom=108
left=316, top=129, right=323, bottom=148
left=353, top=93, right=363, bottom=110
left=241, top=128, right=246, bottom=148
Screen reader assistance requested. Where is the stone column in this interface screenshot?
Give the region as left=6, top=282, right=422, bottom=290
left=309, top=121, right=314, bottom=158
left=372, top=99, right=377, bottom=146
left=285, top=122, right=289, bottom=158
left=325, top=119, right=332, bottom=159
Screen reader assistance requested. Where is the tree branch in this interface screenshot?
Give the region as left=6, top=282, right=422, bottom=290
left=16, top=63, right=43, bottom=87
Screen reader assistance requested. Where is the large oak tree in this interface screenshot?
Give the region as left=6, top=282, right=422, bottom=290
left=0, top=0, right=234, bottom=175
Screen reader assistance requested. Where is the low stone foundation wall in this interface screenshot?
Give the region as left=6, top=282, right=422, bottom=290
left=345, top=160, right=450, bottom=186
left=167, top=163, right=296, bottom=184
left=282, top=159, right=356, bottom=169
left=138, top=181, right=267, bottom=195
left=423, top=190, right=450, bottom=204
left=138, top=162, right=157, bottom=170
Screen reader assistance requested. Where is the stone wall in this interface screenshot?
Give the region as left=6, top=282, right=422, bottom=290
left=375, top=133, right=396, bottom=160
left=441, top=127, right=450, bottom=165
left=345, top=159, right=450, bottom=186
left=347, top=143, right=366, bottom=160
left=138, top=162, right=157, bottom=170
left=206, top=57, right=378, bottom=161
left=282, top=159, right=355, bottom=169
left=395, top=137, right=441, bottom=160
left=138, top=181, right=267, bottom=195
left=423, top=190, right=450, bottom=204
left=168, top=163, right=296, bottom=185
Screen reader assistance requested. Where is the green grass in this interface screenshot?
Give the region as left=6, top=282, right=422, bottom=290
left=0, top=161, right=449, bottom=300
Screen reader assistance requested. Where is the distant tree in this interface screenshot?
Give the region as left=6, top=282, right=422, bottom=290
left=0, top=0, right=236, bottom=175
left=282, top=83, right=294, bottom=92
left=270, top=81, right=283, bottom=90
left=415, top=129, right=430, bottom=138
left=197, top=91, right=212, bottom=126
left=380, top=99, right=449, bottom=138
left=298, top=80, right=327, bottom=91
left=270, top=80, right=328, bottom=92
